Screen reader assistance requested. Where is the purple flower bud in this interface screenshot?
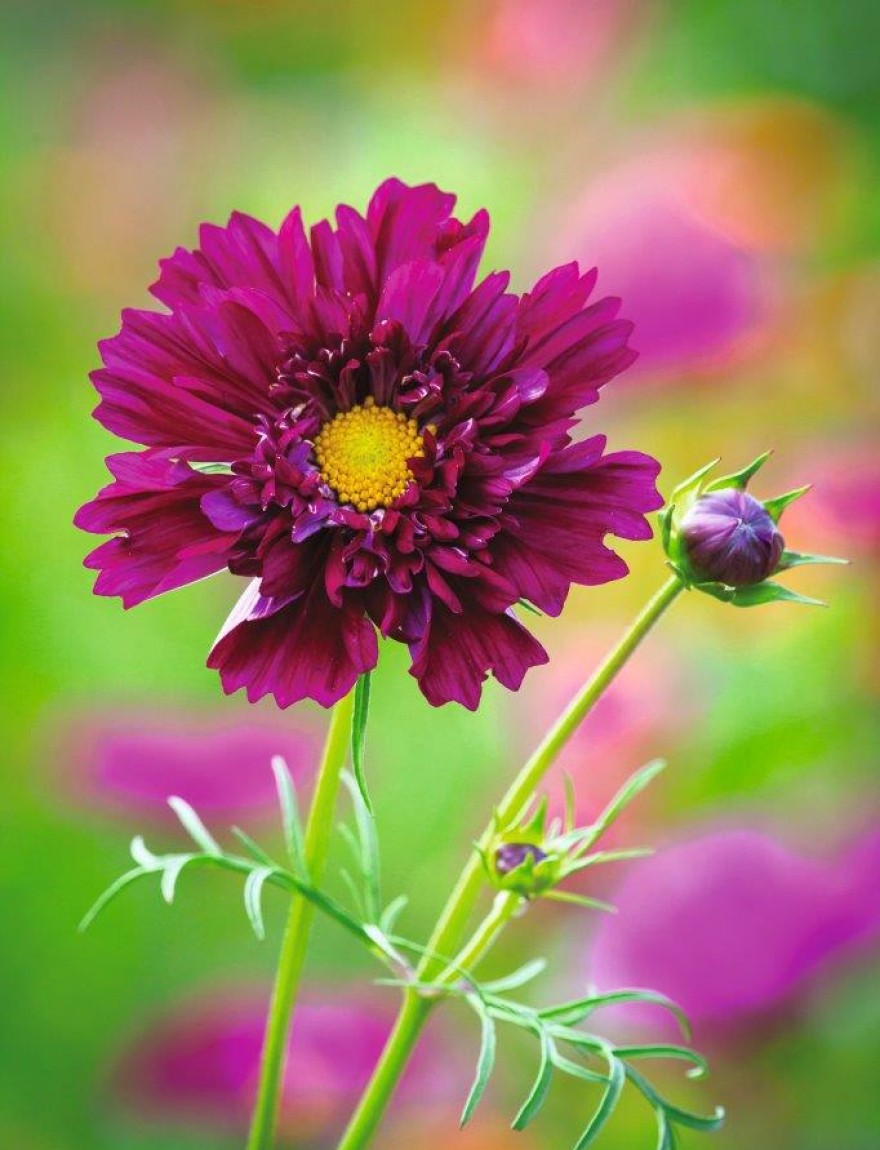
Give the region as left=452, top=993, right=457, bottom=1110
left=680, top=488, right=784, bottom=587
left=494, top=842, right=548, bottom=876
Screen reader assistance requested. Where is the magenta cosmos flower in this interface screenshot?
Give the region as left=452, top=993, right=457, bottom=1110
left=76, top=179, right=661, bottom=709
left=588, top=827, right=880, bottom=1036
left=56, top=707, right=319, bottom=822
left=114, top=985, right=458, bottom=1140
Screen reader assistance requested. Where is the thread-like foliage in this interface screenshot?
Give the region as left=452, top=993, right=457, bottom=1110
left=80, top=760, right=723, bottom=1150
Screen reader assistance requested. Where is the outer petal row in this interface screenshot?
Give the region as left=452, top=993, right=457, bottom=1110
left=207, top=576, right=379, bottom=709
left=492, top=437, right=664, bottom=616
left=75, top=453, right=237, bottom=608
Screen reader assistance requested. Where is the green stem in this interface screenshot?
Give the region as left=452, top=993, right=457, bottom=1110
left=247, top=691, right=355, bottom=1150
left=339, top=990, right=431, bottom=1149
left=338, top=896, right=520, bottom=1150
left=447, top=891, right=521, bottom=982
left=336, top=574, right=684, bottom=1150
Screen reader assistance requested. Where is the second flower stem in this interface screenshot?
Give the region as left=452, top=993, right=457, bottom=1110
left=337, top=574, right=684, bottom=1150
left=247, top=690, right=355, bottom=1150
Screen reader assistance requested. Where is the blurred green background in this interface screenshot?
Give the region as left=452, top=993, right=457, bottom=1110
left=1, top=2, right=878, bottom=1149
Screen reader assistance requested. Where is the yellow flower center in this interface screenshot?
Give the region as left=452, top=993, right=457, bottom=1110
left=313, top=398, right=425, bottom=513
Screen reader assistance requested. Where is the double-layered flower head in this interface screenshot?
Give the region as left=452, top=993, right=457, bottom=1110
left=77, top=179, right=662, bottom=709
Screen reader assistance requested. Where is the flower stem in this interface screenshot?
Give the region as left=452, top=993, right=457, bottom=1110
left=339, top=893, right=520, bottom=1150
left=336, top=574, right=684, bottom=1150
left=447, top=891, right=521, bottom=980
left=247, top=691, right=355, bottom=1150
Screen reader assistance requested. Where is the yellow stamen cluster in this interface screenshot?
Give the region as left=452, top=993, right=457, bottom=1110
left=313, top=397, right=424, bottom=513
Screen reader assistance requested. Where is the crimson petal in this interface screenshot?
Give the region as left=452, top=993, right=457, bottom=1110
left=209, top=580, right=378, bottom=708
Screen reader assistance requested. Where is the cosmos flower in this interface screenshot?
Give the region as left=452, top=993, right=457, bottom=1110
left=76, top=179, right=661, bottom=710
left=113, top=985, right=458, bottom=1140
left=588, top=827, right=880, bottom=1036
left=55, top=706, right=319, bottom=823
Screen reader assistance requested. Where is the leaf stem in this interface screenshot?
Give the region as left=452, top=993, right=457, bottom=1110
left=336, top=574, right=684, bottom=1150
left=246, top=690, right=355, bottom=1150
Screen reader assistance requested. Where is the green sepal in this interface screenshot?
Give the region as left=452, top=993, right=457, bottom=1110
left=776, top=549, right=849, bottom=570
left=660, top=460, right=726, bottom=581
left=664, top=559, right=690, bottom=584
left=667, top=458, right=720, bottom=505
left=727, top=581, right=827, bottom=608
left=704, top=449, right=772, bottom=493
left=691, top=580, right=737, bottom=603
left=658, top=504, right=675, bottom=554
left=659, top=459, right=721, bottom=576
left=494, top=847, right=559, bottom=899
left=763, top=484, right=811, bottom=522
left=523, top=795, right=549, bottom=838
left=543, top=890, right=616, bottom=913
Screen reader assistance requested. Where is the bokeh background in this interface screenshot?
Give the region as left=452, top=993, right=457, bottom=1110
left=2, top=2, right=879, bottom=1149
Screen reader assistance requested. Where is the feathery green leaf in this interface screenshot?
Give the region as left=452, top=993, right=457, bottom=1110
left=351, top=671, right=373, bottom=812
left=243, top=866, right=276, bottom=940
left=167, top=797, right=221, bottom=856
left=461, top=997, right=497, bottom=1127
left=512, top=1025, right=554, bottom=1130
left=79, top=868, right=151, bottom=932
left=271, top=755, right=307, bottom=878
left=572, top=1054, right=625, bottom=1149
left=341, top=771, right=381, bottom=922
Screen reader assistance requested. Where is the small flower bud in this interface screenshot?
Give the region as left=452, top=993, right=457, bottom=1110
left=494, top=842, right=548, bottom=876
left=679, top=488, right=784, bottom=587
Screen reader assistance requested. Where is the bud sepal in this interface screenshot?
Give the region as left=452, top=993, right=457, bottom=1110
left=659, top=453, right=846, bottom=606
left=480, top=762, right=664, bottom=905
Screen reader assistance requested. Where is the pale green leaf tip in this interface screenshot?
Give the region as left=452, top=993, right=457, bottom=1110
left=270, top=753, right=290, bottom=779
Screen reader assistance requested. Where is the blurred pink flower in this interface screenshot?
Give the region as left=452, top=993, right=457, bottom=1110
left=114, top=985, right=458, bottom=1140
left=480, top=0, right=643, bottom=93
left=783, top=444, right=880, bottom=556
left=58, top=707, right=320, bottom=822
left=558, top=151, right=766, bottom=381
left=553, top=99, right=851, bottom=385
left=588, top=826, right=880, bottom=1037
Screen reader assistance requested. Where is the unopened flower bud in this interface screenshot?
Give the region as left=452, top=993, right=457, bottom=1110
left=679, top=488, right=784, bottom=587
left=494, top=842, right=548, bottom=876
